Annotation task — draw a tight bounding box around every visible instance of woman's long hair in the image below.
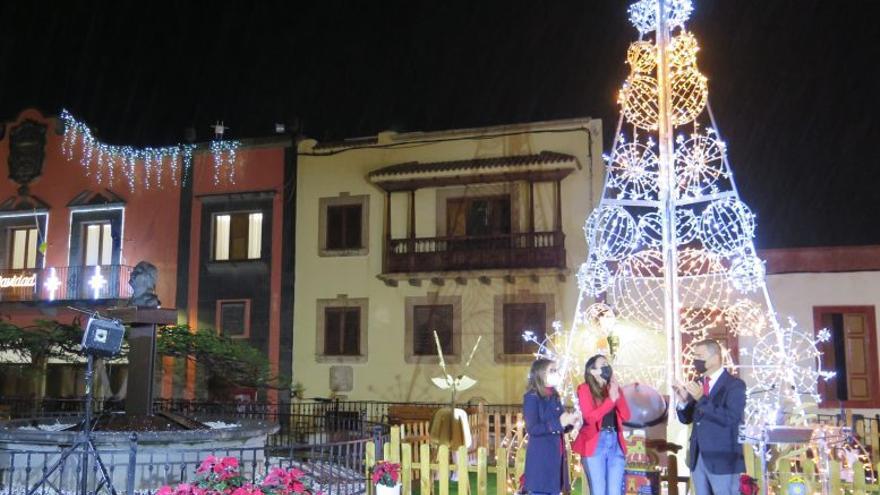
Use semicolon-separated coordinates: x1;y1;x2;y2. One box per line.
583;354;608;404
526;358;555;398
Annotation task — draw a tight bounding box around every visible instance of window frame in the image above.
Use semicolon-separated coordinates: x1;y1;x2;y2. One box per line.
7;226;39;270
813;305;880;408
494;293;555;364
322;306;362;356
318;195;370;257
81;221;113;267
211;210;264;262
412;303;455;357
405;294;462;364
315;297;369;363
215;299;252;339
501;302;548;356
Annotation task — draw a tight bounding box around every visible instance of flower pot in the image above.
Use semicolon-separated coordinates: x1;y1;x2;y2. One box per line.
376;483;401;495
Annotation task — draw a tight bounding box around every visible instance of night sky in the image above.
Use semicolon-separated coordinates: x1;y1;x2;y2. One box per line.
1;1;877;249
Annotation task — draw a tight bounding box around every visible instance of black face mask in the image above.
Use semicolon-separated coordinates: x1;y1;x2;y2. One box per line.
693;359;708;375
600;365;613;381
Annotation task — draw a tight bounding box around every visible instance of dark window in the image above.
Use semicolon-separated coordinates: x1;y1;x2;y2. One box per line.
413;304;454;356
326;204;363;250
447;195;511;237
214;212;262;261
815;307;878;406
218;301;249;337
324;307;361;355
503;303;546;354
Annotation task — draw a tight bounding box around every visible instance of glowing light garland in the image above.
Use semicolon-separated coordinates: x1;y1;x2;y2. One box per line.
532;0;835;433
59;109;242;191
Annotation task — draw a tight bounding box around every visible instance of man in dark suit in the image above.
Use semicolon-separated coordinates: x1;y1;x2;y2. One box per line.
674;339;746;495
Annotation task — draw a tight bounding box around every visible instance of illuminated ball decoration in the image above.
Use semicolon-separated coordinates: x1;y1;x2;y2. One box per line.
637;211;663;247
627;41;657;73
587;206;639;261
611;249;666;329
628;0;694;35
577;259;613;297
668;31;699;67
582;303;617;333
724;299;768;337
675;208;700;244
676;248;729;321
620;74;660;131
669;66;709;126
674;133;727;198
730;253;766;293
607;141;660;200
700;198;755;256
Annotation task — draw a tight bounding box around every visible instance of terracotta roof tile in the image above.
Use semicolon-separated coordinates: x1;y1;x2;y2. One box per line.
368;151;576;178
313;136;379;150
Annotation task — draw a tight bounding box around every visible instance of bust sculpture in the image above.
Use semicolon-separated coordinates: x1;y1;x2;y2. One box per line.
129;261;161;308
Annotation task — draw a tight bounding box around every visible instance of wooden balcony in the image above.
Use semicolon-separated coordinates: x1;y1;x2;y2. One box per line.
385;231;565;273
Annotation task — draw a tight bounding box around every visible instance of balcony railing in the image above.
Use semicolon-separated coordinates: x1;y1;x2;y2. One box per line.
0;265;133;303
386;231;565;273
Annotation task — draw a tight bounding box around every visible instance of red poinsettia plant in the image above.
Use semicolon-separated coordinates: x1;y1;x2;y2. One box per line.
739;474;759;495
156;456;321;495
370;461;401;487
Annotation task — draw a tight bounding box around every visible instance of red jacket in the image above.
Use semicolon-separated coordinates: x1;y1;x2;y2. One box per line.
571;382;631;457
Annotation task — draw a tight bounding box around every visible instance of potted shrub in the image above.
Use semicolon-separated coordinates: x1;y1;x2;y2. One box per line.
371;461;401;495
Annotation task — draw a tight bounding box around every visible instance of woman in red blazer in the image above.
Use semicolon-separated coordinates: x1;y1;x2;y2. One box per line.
572;354;631;495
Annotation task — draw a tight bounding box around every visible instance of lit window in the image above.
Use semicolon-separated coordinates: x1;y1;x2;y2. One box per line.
84;223;112;266
10;228;38;269
214;212;262;261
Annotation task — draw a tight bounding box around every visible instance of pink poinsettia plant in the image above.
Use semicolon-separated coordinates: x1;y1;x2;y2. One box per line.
370;461;401;488
156;456;321;495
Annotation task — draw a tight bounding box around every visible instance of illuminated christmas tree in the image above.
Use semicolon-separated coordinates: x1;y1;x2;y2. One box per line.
549;0;833;428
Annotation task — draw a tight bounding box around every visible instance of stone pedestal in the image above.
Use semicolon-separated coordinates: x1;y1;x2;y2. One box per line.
106;307;177;416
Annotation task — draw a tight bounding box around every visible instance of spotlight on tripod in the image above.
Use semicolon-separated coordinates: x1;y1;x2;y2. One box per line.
27;310;126;495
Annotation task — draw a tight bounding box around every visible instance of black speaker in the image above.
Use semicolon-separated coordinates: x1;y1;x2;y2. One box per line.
80;317;125;358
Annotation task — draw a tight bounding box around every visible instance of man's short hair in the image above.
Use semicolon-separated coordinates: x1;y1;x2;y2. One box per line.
694;338;722;356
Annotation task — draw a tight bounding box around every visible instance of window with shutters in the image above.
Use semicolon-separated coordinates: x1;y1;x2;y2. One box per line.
494;294;555;363
319;195;369;256
216;299;250;338
412;305;454;356
405;295;461;364
323;307;361;356
502;303;546;355
446;195;511;238
814;306;879;407
316;297;368;363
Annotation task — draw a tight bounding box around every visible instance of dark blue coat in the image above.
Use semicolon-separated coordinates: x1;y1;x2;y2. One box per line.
677;370;746;474
523;390;570;494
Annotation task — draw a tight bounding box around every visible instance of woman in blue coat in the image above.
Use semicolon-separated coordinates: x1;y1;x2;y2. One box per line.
523;358;578;495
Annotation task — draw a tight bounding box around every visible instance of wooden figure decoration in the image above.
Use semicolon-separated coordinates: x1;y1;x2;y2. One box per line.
428;331;482;450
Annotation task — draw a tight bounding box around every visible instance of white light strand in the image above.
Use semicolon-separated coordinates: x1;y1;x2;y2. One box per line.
59;109;241;191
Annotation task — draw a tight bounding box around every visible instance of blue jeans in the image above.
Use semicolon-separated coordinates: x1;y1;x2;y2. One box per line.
582;430;626;495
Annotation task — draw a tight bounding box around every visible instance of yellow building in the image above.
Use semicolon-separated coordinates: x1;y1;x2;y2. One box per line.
294;118;603;404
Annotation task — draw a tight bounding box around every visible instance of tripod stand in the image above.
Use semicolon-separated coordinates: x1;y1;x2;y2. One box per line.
27;353;119;495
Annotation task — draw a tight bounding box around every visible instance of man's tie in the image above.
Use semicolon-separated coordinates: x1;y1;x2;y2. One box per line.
702;376;711;396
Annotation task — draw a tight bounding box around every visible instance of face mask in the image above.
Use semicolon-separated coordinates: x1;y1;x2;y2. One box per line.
600;365;613;381
693;359;708;375
545;372;562;388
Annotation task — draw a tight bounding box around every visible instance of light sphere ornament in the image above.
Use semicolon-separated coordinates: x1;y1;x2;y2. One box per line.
669;66;709;126
577;259;613;297
637;211;663;248
750;322;825;403
587;206;639;261
611;249;666;329
627;41;657;74
700;198;756;256
583;303;617;333
730;253;766;293
676;248;729;326
620;74;660;131
724;299;768;337
607;141;660;200
628;0;694;35
674;133;727;199
675;208;700;244
668;31;699;67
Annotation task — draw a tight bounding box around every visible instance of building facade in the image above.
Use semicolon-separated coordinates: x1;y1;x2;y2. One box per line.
0;109;295;404
293;118;604;404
